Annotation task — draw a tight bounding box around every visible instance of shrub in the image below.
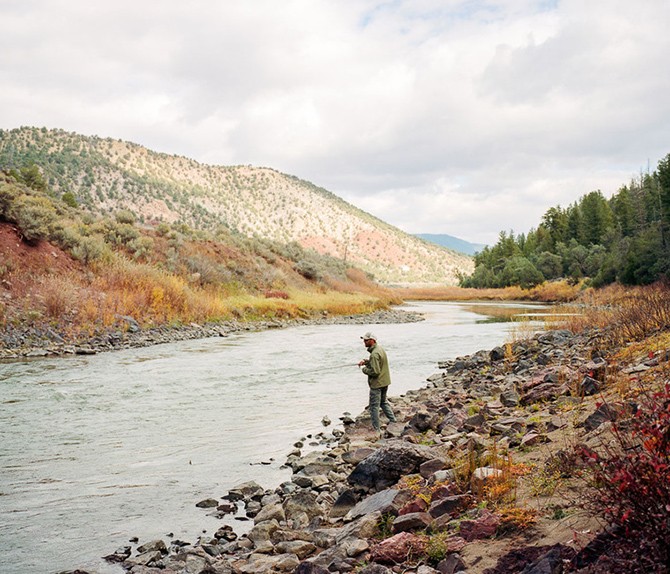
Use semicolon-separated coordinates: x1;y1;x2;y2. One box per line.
129;236;154;261
71;235;111;264
578;384;670;567
61;192;78;208
0;181;20;218
115;209;137;225
295;259;322;281
51;223;84;250
8;195;59;243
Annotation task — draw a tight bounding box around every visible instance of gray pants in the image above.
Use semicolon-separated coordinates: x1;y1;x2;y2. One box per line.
369;386;396;431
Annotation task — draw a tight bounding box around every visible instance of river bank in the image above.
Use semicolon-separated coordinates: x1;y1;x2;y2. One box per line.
0;308;423;361
85;324;669;574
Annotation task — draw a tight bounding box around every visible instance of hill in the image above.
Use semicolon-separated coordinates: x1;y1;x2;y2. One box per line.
415;233;487;256
0;127;473;284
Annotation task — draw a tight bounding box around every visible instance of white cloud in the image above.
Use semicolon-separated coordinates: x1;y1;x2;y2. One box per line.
1;0;669;244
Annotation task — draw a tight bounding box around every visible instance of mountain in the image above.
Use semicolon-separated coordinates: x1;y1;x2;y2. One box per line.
0;127;473;284
415;233;487;256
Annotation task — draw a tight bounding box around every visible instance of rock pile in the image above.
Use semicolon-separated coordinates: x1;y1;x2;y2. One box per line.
0;309;423;360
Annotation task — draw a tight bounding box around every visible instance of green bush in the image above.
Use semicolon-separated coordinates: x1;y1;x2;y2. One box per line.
71;235;111;264
8;195;58;243
115;209;137;225
61;192;78;208
295;259;322;281
0;182;20;218
129;236;154;261
51;223;84;250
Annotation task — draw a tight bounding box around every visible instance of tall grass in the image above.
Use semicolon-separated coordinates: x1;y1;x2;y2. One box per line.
552;281;670;348
395;280;584;303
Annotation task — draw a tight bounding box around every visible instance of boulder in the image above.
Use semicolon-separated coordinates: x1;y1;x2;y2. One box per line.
136;539;167;554
428;494;472;519
329;488;358;518
369;532;427;564
490;346;506;361
342;447;377;465
419;458;446;479
274;540;317;559
436;553;466;574
284;491;324;521
459;509;500;541
580;375;600;396
227;480;264;501
500;388;520;407
398;496;429;515
247;519;280;543
345;488;401;520
392;511;432;532
195;498;219;508
294;562;331;574
348;443;437;490
254;502;286;524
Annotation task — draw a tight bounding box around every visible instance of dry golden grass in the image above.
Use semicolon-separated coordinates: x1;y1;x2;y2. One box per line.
395;280;584;303
552;281;670;347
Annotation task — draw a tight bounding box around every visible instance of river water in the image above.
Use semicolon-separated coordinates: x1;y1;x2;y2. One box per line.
0;301;545;574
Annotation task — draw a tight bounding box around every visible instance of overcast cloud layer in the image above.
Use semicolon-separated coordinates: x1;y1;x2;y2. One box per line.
2;0;669;244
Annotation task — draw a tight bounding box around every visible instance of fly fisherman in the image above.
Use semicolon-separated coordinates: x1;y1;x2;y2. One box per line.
358;332;396;435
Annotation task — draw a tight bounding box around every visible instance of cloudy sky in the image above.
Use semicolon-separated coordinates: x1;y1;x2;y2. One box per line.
2;0;669;244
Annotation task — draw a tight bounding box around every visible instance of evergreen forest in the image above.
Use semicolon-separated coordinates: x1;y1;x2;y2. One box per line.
460;153;670;289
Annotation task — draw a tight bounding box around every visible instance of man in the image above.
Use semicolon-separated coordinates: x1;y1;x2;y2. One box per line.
358;332;396;434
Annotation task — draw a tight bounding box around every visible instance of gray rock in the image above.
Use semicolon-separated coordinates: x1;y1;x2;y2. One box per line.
329;488;358;518
419;458;446;479
274;540;317;559
580;375;600;396
500;388;520;407
227;480;264;501
348;442;437;490
124;550;163;567
345;488;401;520
429;494;472;518
247;519;280;543
284;491;324;521
436;554;466;574
392;511;432;532
136;539;167;554
294;562;331;574
254;502;285;524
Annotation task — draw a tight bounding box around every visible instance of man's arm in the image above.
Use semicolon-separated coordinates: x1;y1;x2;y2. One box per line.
362;352;382;377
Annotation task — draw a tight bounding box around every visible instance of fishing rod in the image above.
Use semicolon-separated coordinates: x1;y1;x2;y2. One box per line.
310;363;360;374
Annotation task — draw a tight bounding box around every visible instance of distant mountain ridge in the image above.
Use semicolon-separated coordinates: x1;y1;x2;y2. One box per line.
415;233;487;256
0;127;473;284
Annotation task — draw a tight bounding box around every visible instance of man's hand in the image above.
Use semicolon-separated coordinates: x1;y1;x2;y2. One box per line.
358;359;368;367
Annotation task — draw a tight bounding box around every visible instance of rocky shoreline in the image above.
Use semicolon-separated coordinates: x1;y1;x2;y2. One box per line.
65;326;667;574
0;308;423;361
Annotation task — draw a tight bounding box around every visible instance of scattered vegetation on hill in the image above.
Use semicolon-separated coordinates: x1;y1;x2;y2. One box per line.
0;168;400;344
0;126;473;284
460;154;670;289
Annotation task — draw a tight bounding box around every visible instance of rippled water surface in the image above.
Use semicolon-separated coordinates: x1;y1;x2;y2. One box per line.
0;301;545;573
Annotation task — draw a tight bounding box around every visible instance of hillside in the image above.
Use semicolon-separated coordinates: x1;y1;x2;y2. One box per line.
0;127;473;284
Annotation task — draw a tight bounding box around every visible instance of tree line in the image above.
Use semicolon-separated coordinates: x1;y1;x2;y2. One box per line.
460;154;670;289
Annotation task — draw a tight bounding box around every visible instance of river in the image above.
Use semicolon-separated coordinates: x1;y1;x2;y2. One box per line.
0;301;546;574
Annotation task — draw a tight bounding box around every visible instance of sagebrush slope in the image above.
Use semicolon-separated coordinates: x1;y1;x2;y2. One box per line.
0;127;473;283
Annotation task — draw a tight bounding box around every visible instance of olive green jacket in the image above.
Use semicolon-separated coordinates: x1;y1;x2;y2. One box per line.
362;343;391;389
